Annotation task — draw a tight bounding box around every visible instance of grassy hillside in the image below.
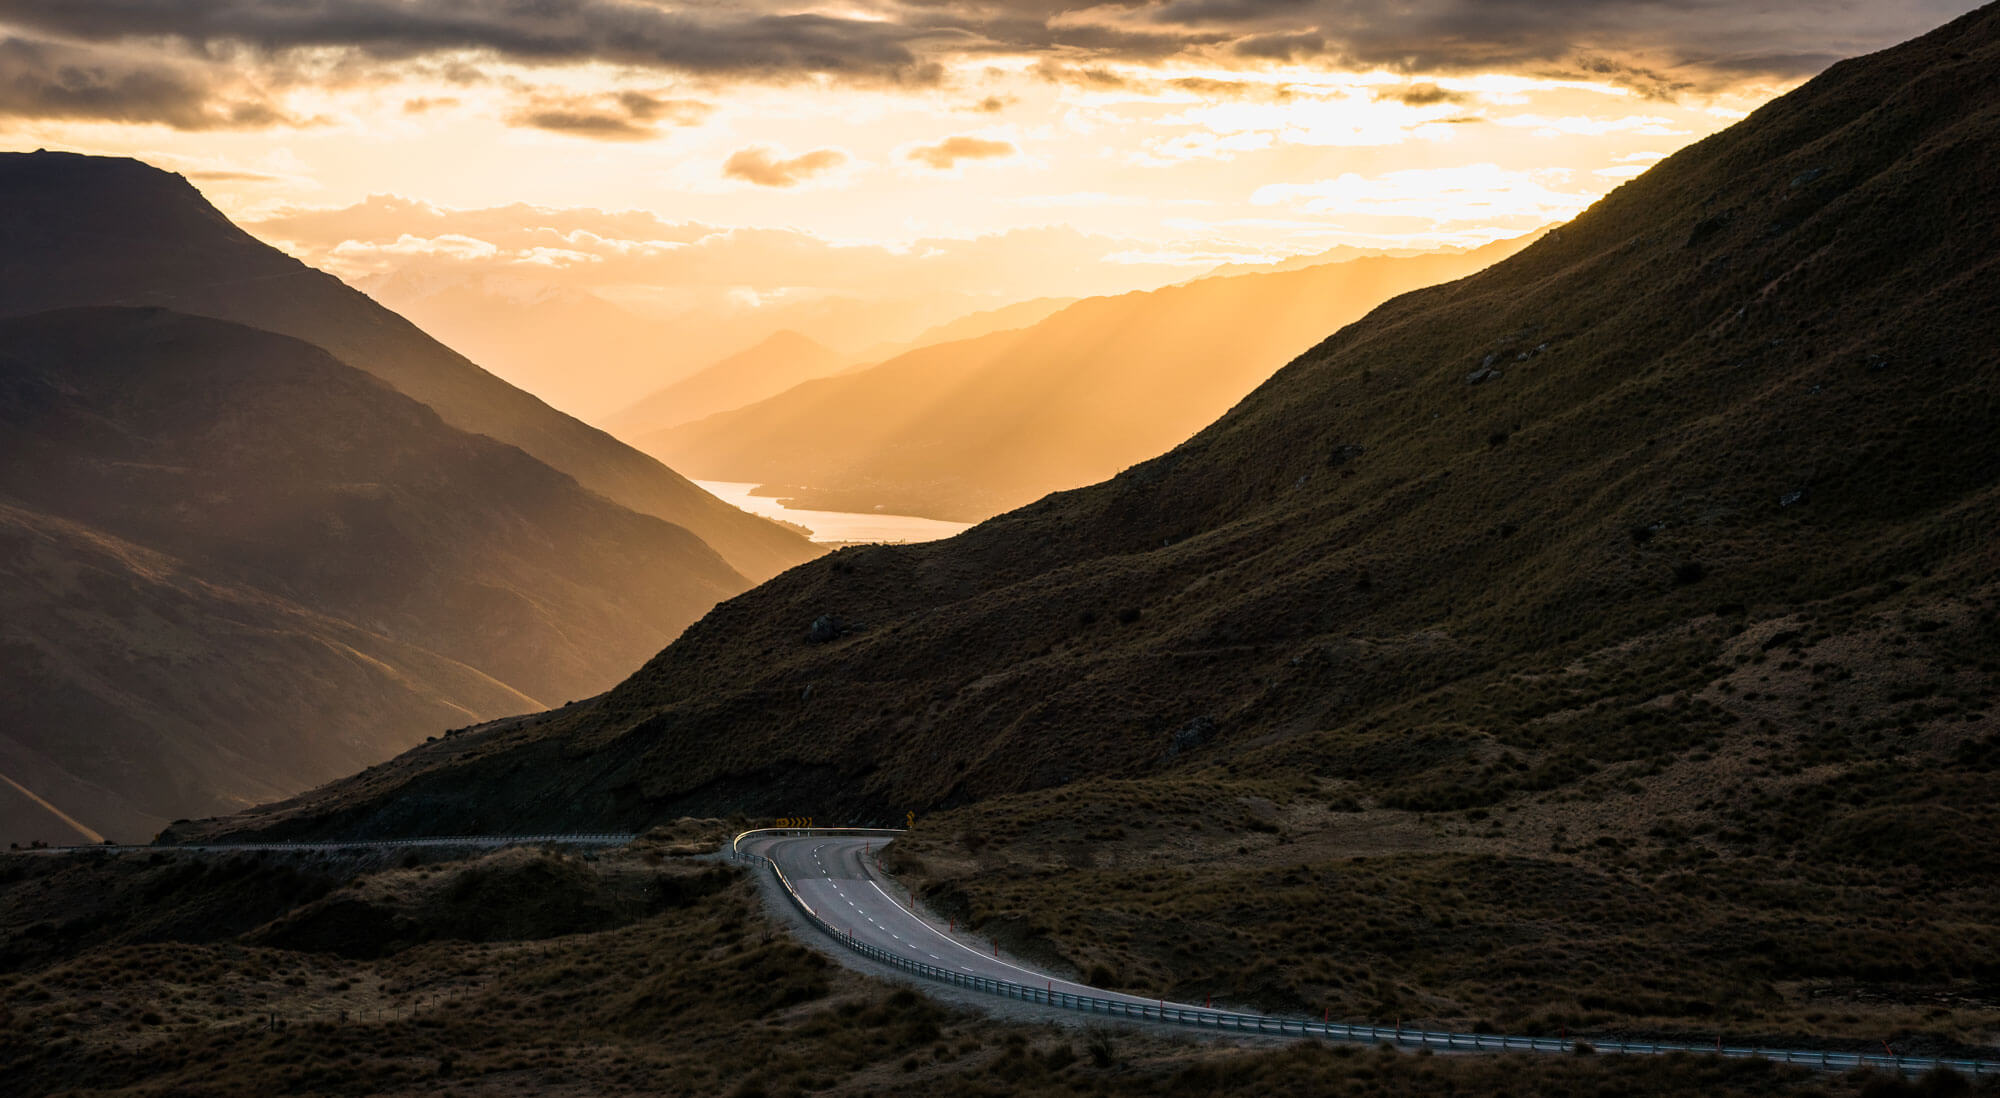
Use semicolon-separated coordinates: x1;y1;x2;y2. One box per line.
209;0;2000;824
0;152;818;583
0;836;1894;1097
0;499;538;845
166;0;2000;1052
0;308;749;843
640;238;1534;522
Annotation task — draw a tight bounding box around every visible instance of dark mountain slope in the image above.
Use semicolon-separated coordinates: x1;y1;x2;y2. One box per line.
0;152;818;582
0;307;748;842
641;237;1533;523
178;2;2000;843
0;499;540;845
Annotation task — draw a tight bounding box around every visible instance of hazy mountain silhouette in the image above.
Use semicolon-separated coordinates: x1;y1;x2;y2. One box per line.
360;273;700;421
0;307;753;844
603;300;1085;444
177;1;2000;842
1192;242;1424;279
605;330;846;437
838;296;1080;372
638;237;1536;522
0;152;817;583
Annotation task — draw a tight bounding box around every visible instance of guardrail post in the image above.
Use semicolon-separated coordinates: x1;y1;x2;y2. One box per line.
728;828;2000;1078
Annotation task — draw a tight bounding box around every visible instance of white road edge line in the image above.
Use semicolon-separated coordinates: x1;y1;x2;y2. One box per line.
859;871;1137;999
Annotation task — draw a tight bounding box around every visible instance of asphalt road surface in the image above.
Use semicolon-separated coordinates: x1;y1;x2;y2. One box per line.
21;827;2000;1077
749;832;1194;1011
739;830;2000;1078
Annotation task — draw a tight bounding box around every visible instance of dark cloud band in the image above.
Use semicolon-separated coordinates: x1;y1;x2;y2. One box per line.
0;0;1981;98
0;35;292;128
0;0;946;85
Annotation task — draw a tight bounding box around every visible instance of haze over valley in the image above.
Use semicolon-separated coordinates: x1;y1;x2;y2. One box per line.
3;1;1998;1095
633;235;1540;522
0;151;820;843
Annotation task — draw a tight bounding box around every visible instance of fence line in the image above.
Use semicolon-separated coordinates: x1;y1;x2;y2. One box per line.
737;830;2000;1079
30;833;636;854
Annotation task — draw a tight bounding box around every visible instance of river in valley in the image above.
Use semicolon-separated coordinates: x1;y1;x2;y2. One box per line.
697;481;973;545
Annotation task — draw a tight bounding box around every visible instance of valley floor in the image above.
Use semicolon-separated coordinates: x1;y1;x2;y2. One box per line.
2;825;1993;1098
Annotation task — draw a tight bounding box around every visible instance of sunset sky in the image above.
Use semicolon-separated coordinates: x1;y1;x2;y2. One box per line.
0;0;1981;407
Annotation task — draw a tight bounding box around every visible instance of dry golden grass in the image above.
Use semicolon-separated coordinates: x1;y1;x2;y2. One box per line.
889;599;2000;1054
116;12;2000;1089
1;835;1980;1097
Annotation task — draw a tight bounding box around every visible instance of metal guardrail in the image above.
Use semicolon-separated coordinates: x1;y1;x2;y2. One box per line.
731;826;905;857
738;829;2000;1079
27;833;637;854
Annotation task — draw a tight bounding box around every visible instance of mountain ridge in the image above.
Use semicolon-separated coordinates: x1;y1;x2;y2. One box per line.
640;235;1537;523
0;305;749;843
604;329;846;437
0;151;820;583
169;0;2000;844
359;273;700;420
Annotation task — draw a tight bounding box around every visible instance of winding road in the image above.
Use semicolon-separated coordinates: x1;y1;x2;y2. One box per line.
739;828;2000;1079
750;831;1177;1011
22;826;2000;1077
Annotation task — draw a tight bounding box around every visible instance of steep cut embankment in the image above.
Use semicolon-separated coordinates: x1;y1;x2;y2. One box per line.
0;152;818;582
182;2;1999;844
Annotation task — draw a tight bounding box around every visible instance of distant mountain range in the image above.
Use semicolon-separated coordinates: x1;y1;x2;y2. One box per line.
0;152;820;844
355;272;701;422
187;0;2000;856
599;296;1084;442
838;296;1079;370
604;330;848;438
630;236;1537;522
1191;242;1441;280
0;152;817;585
360;268;1079;423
